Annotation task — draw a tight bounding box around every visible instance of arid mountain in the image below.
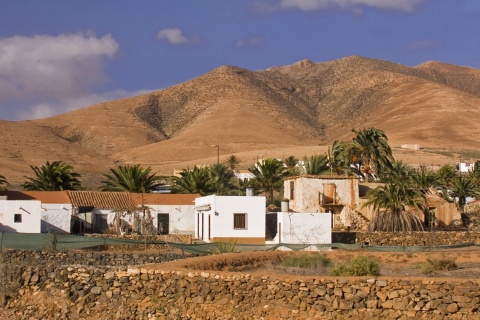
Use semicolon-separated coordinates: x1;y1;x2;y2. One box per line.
1;56;480;188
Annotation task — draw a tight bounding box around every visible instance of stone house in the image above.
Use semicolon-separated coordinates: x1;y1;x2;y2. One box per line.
284;175;362;228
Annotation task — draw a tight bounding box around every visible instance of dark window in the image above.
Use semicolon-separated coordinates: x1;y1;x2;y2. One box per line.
157;213;169;235
290;181;295;200
14;214;22;223
233;213;247;229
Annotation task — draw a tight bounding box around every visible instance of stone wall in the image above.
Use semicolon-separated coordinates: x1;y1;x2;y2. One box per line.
2;251;480;319
84;233;193;251
356;231;480;247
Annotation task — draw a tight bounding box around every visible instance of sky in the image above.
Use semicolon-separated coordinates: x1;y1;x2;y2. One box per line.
1;0;479;121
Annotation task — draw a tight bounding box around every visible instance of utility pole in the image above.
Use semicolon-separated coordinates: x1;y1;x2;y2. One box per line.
212;145;219;164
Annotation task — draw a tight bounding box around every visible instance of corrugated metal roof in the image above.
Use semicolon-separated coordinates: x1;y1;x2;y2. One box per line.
0;191;71;204
129;193;200;205
67;191;136;210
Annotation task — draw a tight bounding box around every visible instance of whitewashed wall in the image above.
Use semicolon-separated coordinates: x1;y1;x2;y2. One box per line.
284;177;359;227
0;200;41;233
41;203;72;233
195;195;266;243
274;211;332;244
147;204;195;234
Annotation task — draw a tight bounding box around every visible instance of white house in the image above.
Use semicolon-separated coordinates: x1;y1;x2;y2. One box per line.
195;195;266;244
130;193;199;235
266;210;332;245
67;191;200;235
457;162;476;173
0;195;41;233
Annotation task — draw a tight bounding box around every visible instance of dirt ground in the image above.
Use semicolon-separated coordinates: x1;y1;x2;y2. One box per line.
143;247;480;280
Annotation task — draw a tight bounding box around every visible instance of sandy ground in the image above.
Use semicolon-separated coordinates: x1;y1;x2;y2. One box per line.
141;247;480;281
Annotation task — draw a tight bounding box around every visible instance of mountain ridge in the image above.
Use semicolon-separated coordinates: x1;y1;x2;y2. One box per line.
1;55;479;188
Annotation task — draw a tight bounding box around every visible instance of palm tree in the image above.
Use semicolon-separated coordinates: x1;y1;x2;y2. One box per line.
209;163;239;195
380;160;414;184
283;155;300;175
22;160;82;191
449;175;480;212
302;154;329;175
0;174;8;191
171;166;213;196
436;164;457;189
364;182;426;232
327;140;350;175
351;128;393;182
249;158;289;205
225;155;241;172
101;164;162;193
412;165;438;192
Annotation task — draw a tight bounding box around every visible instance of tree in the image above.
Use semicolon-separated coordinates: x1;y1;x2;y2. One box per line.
283;155;300;175
101;164;162;193
0;175;8;191
436;164;457;189
171;166;213;196
412;165;438;192
225;155;241;172
22;160;82;191
302;154;329;175
449;175;480;212
327;140;350;175
209;163;239;195
249;158;289;205
364;182;426;232
351;128;393;182
380;161;414;185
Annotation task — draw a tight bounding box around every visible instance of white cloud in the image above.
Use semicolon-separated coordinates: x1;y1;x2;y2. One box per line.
255;0;424;13
235;35;266;49
15;88;154;120
157;28;200;45
0;33;119;104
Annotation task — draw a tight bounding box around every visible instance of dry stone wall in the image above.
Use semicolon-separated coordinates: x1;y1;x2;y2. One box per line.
2;250;480;319
356;231;480;247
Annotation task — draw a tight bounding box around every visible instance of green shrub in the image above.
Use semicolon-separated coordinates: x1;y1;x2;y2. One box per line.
329;255;380;276
282;253;332;269
209;241;238;255
415;258;457;275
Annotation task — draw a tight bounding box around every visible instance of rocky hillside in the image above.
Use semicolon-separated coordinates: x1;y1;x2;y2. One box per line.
1;55;480;188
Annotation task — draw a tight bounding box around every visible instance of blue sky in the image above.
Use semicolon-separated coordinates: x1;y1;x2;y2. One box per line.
1;0;479;120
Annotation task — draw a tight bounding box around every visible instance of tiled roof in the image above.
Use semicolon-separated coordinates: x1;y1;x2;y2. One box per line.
129;193;200;206
0;191;70;204
286;175;358;180
67;191;136;210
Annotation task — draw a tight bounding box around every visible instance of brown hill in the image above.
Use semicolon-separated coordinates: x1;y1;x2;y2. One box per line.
1;55;480;189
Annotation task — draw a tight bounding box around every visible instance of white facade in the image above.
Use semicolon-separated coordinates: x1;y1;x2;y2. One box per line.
268;211;332;245
457;162;475;173
195;195;266;244
285;176;360;227
41;203;72;233
0;199;42;233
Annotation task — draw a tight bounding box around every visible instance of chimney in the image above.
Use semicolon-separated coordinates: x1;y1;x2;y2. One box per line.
246;187;254;196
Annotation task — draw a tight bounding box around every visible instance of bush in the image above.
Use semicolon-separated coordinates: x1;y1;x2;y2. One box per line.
329;255;380;276
416;258;457;275
282;254;332;269
209;241;238;255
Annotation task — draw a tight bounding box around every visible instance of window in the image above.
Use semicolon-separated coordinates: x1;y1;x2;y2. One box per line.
14;214;22;223
289;181;294;200
233;213;247;229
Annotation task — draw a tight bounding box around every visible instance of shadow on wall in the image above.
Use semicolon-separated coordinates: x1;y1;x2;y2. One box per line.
41;221;69;234
0;223;17;232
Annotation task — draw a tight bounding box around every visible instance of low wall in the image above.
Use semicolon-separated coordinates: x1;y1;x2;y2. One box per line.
2;251;479;319
356;231;480;247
